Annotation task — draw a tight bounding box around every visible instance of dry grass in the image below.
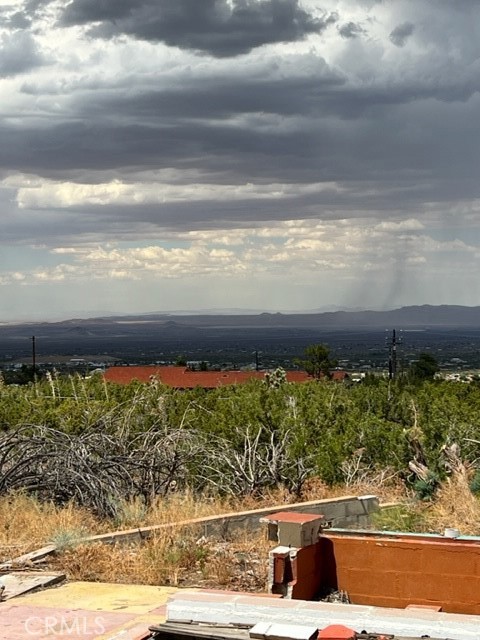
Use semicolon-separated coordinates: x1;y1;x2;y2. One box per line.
0;486;319;567
116;488;294;529
0;481;380;586
0;479;405;591
0;489;276;551
50;527;270;590
4;475;479;592
0;478;405;564
0;493;104;562
373;471;480;536
423;472;480;535
301;474;406;504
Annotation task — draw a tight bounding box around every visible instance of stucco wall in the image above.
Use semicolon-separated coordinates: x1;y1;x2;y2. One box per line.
274;528;480;614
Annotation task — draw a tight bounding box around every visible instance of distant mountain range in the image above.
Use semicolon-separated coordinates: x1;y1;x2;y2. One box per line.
3;304;480;332
2;304;480;365
99;305;480;328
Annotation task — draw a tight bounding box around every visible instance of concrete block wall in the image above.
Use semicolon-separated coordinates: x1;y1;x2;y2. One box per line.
1;495;382;571
262;512;325;548
80;495;380;547
272;495;379;530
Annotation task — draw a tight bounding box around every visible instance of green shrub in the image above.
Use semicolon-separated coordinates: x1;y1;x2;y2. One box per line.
413;471;440;501
470;468;480;496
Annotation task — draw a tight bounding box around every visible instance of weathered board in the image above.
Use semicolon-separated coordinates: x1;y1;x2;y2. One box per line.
0;544;56;571
0;571;65;600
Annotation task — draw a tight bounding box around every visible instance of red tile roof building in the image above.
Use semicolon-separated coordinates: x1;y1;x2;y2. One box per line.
103;366;346;388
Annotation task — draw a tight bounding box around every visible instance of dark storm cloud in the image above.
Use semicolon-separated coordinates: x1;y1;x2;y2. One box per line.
338;21;366;39
4;51;480;188
60;0;335;57
389;21;414;47
21;60;474;129
0;117;329;179
58;70;346;121
2;86;479;191
2;0;480;244
4;11;31;29
0;30;45;77
6;0;52;26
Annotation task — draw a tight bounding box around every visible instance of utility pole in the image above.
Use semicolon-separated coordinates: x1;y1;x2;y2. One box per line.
32;335;37;384
387;329;400;380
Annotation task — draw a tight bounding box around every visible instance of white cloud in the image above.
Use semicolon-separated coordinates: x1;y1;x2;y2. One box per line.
0;215;474;293
376;219;425;231
12;175;342;209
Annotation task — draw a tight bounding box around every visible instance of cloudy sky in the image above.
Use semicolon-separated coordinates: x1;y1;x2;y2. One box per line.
1;0;479;320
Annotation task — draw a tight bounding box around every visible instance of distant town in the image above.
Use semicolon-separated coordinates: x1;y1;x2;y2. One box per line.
1;306;480;383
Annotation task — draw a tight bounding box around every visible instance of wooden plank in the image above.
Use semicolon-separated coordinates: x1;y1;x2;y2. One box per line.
149;622;250;640
0;571;65;600
0;544;56;571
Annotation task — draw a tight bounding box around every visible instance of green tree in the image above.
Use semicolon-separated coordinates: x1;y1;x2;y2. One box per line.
409;353;439;381
295;344;338;379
